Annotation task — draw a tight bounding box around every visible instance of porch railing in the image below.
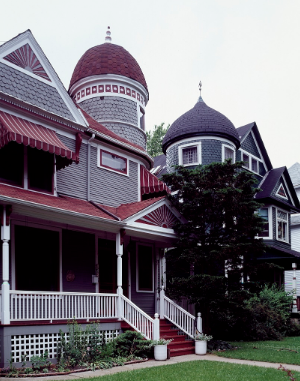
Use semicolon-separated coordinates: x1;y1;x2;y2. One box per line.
120;294;159;340
10;291;118;321
163;295;197;338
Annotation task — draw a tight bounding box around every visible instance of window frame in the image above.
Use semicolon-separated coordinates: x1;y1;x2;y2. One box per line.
276;184;288;200
239;149;264;175
136;243;154;293
257;207;272;239
276;208;289;243
222;144;235;163
99;148;128;176
178;142;201;166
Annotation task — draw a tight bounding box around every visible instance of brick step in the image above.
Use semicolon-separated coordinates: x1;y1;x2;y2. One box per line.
169;347;195;357
160;335;184;342
169;340;194;348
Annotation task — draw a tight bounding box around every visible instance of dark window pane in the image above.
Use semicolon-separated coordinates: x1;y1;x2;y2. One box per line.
28;148;53;192
0;142;23;186
101;150;127;173
182;147;197;165
138;245;153;291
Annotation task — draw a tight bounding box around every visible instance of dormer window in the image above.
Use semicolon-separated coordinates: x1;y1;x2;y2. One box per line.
178;143;201;166
252;158;258;173
99;149;128;175
240;149;265;175
242;152;249;169
222;145;235;163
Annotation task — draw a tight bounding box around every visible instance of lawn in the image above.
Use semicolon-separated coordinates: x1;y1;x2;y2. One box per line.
70;361;300;381
216;336;300;365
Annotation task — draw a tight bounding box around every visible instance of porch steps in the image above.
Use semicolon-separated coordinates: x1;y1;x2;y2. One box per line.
160;319;195;357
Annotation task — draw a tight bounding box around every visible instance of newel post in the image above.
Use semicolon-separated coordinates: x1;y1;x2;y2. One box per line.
116;230;125;320
196;312;202;333
292;263;298;313
1;205;11;325
153;313;160;340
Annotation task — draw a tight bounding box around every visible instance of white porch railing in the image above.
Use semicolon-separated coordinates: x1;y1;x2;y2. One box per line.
120;294;159;340
164;295;198;338
10;291;118;321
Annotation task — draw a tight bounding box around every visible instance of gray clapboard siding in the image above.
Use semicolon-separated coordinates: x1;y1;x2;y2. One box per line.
284;270;300;296
56;134;87;199
89;146;138;207
291;225;300;252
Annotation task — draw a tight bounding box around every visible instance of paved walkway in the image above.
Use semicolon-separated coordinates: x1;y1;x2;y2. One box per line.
4;354;300;380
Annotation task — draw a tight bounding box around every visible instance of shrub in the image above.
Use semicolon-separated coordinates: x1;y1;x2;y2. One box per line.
113;331;152;358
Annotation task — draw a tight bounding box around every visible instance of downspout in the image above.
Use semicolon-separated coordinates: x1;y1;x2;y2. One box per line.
87;133;95;201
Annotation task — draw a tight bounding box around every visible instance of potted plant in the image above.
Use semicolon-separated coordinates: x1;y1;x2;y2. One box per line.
151;338;173;361
194;333;213;355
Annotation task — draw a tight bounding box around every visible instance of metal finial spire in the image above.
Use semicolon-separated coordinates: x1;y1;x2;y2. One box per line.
199;81;202;96
197;81;204;103
105;26;112;43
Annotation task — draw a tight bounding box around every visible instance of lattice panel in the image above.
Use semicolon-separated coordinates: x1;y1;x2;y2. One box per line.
10;329;120;363
136;205;178;228
3;43;51;81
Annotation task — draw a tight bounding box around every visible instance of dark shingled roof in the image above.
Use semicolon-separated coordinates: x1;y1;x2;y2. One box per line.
236;123;254;141
162;98;240;152
256;167;300;212
69;43;148;92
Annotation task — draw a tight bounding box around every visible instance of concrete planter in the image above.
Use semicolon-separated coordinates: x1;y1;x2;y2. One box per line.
154;344;168;360
195;340;207;355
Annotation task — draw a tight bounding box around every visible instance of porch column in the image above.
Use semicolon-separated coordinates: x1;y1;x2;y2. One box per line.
159;251;166;319
1;205;11;325
292;263;297;313
116;230;124;320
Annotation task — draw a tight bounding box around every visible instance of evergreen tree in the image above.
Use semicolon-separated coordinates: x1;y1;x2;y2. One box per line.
162;161;267;333
146;123;169;157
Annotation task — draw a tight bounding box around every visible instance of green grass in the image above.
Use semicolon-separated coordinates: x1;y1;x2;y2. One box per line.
216;336;300;365
70;361;300;381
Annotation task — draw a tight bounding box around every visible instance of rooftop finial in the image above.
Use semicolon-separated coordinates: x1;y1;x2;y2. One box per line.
105;26;112;43
197;80;204;103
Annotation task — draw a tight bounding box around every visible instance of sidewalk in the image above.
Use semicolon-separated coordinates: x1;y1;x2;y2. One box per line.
4;354;300;380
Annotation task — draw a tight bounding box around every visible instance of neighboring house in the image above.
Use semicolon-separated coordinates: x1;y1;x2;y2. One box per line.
157;95;300;286
0;29;195;366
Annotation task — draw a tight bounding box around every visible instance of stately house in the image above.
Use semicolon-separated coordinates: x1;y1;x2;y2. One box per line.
0;27;299;367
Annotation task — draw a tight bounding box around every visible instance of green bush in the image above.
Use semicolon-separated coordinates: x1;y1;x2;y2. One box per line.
113;331;152;358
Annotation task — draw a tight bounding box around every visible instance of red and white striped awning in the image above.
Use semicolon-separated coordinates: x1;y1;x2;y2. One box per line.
0;111;78;166
140;165;170;196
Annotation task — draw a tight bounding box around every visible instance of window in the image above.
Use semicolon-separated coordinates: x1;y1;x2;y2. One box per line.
277;209;288;242
28;148;53;192
179;143;201;166
182;147;197;165
100;149;127;174
139;107;145;131
242;153;249;169
276;184;288;199
136;244;154;292
222;145;235;163
0;142;24;186
258;208;269;237
252;158;258;173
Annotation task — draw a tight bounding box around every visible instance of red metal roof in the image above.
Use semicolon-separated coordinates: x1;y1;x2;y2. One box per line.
69;43;148;91
0;111;78;165
140;166;170;196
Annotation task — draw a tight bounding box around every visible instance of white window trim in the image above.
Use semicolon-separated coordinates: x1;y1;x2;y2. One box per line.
178;142;201;166
257;206;272;240
276;208;289;243
136;243;154;293
240;149;264;175
222;144;236;163
97;146;129;176
276;184;288;200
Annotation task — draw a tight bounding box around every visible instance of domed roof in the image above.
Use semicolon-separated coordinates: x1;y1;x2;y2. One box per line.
162;97;240;152
69;43;148;91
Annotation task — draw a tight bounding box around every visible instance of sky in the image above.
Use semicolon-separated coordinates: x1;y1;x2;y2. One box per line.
1;0;300;169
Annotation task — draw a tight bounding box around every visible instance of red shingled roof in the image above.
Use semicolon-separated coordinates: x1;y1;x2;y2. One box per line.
116;197;165;220
81;108;146;153
69;43;148;91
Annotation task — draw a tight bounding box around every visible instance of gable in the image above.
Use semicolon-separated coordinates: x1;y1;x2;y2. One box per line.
135;204;178;228
272;176;294;206
241;132;261;158
0;30;86;125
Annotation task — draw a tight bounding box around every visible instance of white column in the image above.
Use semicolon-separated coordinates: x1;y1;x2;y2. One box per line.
1;206;11;324
116;231;123;320
153;313;160;340
159;251;166;318
292;263;297;313
196;312;202;333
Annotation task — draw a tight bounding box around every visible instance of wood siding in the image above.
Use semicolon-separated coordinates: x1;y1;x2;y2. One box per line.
56;135;87;199
291;225;300;252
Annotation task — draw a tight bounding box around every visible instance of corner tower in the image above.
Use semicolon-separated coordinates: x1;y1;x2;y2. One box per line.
162;84;240;172
69;27;148;149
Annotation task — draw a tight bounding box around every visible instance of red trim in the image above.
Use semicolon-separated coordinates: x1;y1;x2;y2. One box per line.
100;149;127;174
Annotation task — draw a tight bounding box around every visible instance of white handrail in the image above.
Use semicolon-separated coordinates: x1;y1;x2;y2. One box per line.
10;291;118;321
163;295;195;338
120;294;159;340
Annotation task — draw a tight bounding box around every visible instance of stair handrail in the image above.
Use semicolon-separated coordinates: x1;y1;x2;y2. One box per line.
120;294;159;340
163;295;195;338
